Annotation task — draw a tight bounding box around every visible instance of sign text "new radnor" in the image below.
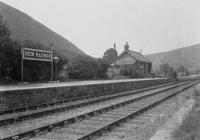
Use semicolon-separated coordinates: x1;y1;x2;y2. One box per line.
22;48;53;61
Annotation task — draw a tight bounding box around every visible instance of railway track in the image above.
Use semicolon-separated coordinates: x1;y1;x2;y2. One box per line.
28;80;198;140
0;82;178;126
0;80;198;140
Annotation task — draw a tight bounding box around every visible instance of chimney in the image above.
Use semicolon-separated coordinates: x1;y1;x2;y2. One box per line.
140;49;142;54
114;42;116;50
124;41;129;52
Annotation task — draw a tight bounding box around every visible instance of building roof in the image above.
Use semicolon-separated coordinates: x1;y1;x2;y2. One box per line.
116;50;151;65
114;42;151;65
126;50;151;63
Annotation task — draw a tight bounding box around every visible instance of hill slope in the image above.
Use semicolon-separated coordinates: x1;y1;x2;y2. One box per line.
146;44;200;72
0;2;89;60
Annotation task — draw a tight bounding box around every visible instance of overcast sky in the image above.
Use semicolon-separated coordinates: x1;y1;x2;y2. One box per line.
1;0;200;57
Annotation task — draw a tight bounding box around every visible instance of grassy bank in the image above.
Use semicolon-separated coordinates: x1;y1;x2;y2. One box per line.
173;89;200;140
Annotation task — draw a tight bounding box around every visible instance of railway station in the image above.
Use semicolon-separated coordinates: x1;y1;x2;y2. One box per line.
0;0;200;140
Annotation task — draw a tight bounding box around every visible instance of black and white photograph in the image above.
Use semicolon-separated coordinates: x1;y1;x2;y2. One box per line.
0;0;200;139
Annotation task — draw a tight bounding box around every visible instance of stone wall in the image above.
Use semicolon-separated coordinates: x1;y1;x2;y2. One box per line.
0;79;168;111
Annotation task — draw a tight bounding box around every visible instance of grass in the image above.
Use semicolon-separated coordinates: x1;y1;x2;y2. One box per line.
173;89;200;140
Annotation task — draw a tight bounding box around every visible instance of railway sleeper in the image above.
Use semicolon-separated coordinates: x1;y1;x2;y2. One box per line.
11;136;19;140
88;112;95;117
38;104;48;108
48;125;54;131
3;81;197;140
77;115;86;121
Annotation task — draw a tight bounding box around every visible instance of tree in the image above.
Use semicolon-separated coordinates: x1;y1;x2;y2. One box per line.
0;15;10;39
195;69;200;75
0;15;15;82
67;57;109;80
177;66;189;75
159;63;170;77
159;63;176;79
96;59;109;79
103;48;118;65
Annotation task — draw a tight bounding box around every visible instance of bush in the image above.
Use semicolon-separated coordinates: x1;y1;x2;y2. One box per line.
119;65;139;78
173;89;200;140
67;58;109;80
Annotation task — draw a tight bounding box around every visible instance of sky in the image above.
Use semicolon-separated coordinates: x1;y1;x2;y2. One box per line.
1;0;200;57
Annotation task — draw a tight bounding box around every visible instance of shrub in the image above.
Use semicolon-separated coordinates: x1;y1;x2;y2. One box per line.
173;89;200;140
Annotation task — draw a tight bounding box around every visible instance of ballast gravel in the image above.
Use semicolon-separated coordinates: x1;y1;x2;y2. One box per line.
0;85;174;138
96;83;197;140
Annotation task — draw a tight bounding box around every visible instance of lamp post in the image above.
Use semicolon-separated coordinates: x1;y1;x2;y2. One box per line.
53;56;59;81
111;63;115;79
21;43;24;83
140;65;144;74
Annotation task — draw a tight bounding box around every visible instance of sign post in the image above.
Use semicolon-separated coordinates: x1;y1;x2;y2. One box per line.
21;48;53;82
51;60;54;81
21;48;24;82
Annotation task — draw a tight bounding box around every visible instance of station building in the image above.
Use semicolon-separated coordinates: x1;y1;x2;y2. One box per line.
112;42;152;78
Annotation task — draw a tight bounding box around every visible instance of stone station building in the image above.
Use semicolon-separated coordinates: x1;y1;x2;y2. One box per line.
111;42;152;78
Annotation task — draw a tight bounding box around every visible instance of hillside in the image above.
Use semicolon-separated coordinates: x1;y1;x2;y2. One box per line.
0;2;89;60
146;44;200;72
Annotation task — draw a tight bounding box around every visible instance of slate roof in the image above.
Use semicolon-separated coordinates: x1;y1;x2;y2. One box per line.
127;50;151;63
116;50;151;65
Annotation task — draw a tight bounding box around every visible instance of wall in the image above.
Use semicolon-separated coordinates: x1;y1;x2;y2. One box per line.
0;78;168;111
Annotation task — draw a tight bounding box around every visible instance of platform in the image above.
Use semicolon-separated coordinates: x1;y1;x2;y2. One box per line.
0;78;163;92
0;78;168;111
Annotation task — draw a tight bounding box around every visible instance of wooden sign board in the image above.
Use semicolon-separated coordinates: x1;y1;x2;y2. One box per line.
22;48;53;62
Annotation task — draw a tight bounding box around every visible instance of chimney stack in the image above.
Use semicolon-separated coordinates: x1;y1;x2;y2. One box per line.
140;49;142;54
114;42;116;50
124;41;129;52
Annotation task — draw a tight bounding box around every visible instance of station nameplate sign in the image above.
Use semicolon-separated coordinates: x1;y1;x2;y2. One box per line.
22;48;53;61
